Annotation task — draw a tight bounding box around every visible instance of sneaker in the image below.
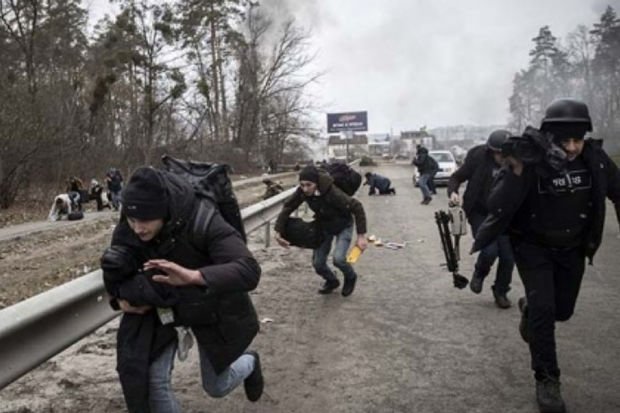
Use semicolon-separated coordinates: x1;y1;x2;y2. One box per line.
244;351;264;402
493;291;512;309
318;279;340;294
536;376;566;413
341;276;357;297
518;297;529;343
421;197;432;205
469;273;484;294
175;327;194;361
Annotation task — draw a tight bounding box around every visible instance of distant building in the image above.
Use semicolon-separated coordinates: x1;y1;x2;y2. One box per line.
400;130;436;156
368;141;391;156
327;134;369;160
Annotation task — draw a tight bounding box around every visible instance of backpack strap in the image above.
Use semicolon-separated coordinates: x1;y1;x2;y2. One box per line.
188;199;217;254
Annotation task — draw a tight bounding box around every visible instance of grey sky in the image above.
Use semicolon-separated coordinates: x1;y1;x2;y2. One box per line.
87;0;617;134
283;0;616;133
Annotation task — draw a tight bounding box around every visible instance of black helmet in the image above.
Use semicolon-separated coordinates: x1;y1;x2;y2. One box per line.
487;129;511;151
541;98;592;131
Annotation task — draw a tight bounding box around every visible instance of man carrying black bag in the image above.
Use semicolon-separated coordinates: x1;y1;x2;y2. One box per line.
101;166;264;412
274;165;368;297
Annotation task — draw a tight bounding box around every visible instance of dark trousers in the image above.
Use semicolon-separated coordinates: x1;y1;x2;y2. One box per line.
469;212;514;294
512;240;585;380
369;186;393;195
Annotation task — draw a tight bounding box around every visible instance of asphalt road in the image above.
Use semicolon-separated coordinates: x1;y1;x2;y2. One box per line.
1;162;619;413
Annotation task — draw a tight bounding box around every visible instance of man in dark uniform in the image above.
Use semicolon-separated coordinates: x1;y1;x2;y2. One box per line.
447;130;514;308
473;99;620;413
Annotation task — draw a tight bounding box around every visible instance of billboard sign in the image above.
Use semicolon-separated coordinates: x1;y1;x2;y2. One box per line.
327;111;368;133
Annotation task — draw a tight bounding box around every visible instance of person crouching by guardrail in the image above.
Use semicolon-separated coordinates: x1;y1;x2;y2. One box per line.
100;166;264;412
273;165;368;297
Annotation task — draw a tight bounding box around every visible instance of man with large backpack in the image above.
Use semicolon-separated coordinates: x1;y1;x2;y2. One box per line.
274;164;368;297
413;146;439;204
101;166;264;412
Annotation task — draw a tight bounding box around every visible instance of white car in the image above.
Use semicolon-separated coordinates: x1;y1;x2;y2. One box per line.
413;150;458;187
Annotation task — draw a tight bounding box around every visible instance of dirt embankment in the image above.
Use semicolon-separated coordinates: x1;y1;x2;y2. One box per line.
0;176;300;309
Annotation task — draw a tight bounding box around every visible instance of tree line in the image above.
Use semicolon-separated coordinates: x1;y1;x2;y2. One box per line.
0;0;318;208
509;5;620;153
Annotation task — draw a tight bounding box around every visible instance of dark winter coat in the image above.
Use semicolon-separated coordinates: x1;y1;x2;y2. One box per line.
447;144;499;217
274;172;367;236
365;173;392;193
101;170;260;413
473;140;620;262
413;153;439;175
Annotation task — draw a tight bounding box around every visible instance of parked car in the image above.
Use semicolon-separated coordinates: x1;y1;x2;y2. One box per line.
413;150;458;187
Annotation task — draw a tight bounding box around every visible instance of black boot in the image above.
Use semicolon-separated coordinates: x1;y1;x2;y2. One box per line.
492;287;511;309
536;376;566;413
469;273;484;294
318;279;340;294
518;297;529;343
244;351;264;402
341;276;357;297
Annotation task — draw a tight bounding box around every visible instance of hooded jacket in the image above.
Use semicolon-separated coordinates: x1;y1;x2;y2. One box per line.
274;172;367;236
101;169;261;412
473;140;620;262
413;152;439;175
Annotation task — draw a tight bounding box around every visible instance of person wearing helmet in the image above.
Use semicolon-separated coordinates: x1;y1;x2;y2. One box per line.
472;99;620;413
447;129;514;308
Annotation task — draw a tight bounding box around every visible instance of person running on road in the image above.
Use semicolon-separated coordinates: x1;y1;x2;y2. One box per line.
448;130;515;308
413;146;438;204
101;166;264;412
473;99;620;413
274;165;368;297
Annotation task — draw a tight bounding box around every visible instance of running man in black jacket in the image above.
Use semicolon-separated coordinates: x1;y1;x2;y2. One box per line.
473;99;620;413
101;167;264;412
274;165;367;297
448;130;514;308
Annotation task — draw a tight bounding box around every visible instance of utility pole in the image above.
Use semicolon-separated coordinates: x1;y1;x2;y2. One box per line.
344;129;353;162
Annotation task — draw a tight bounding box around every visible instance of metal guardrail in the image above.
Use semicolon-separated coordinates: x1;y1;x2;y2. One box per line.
0;186;297;390
0;159;360;390
231;170;297;190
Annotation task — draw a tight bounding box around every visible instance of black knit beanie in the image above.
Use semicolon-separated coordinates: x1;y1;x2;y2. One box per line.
299;165;319;183
122;167;169;220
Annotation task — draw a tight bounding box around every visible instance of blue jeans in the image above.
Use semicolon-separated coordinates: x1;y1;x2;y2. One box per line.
110;189;121;210
418;173;433;200
148;340;255;413
469;212;514;294
312;225;357;282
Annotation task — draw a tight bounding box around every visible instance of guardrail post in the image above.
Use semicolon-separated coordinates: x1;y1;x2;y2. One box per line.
264;221;271;248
